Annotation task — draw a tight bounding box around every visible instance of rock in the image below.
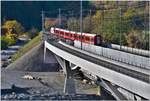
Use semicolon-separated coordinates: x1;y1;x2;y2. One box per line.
82;79;88;84
91;81;95;85
12;92;15;95
3;94;9;100
88;82;92;85
8;94;16;99
36;77;42;80
35;90;40;94
22;75;34;80
29;96;34;100
17;93;29;100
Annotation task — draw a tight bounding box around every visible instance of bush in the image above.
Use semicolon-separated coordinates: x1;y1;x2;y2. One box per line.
1;35;17;46
2;20;24;35
1;40;8;50
28;27;39;39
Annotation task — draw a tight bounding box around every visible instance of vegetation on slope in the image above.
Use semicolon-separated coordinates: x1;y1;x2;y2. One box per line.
11;33;41;62
65;1;149;50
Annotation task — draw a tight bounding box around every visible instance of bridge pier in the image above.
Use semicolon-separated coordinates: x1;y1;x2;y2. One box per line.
44;46;46;63
63;60;76;94
44;52;76;94
97;85;108;98
54;55;65;73
97;78;127;100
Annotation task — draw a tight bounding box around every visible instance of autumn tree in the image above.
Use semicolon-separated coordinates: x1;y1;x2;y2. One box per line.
67;18;80;32
83;15;93;33
2;20;24;36
91;11;102;34
1;20;24;49
28;27;39;39
44;18;58;31
125;30;141;48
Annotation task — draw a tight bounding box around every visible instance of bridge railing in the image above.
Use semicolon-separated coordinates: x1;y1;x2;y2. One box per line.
74;40;150;70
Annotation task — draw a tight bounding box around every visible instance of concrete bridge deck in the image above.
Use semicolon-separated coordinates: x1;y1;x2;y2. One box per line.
44;40;150;99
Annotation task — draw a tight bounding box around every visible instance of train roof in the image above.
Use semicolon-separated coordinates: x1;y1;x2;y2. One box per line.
53;27;97;37
55;28;60;30
70;31;76;34
77;32;96;37
64;30;70;33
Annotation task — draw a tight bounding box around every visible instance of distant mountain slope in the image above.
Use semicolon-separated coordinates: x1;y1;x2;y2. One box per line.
1;1;91;30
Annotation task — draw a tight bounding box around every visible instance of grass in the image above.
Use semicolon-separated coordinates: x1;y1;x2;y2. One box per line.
11;34;42;62
82;86;99;95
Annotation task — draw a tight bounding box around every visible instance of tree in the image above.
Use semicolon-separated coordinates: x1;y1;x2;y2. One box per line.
83;15;92;33
28;27;39;39
1;40;8;50
2;20;24;35
67;18;80;32
44;18;58;31
91;11;102;34
1;34;17;46
125;30;141;48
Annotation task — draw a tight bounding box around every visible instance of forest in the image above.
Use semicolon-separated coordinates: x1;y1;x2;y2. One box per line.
45;1;149;50
1;1;149;50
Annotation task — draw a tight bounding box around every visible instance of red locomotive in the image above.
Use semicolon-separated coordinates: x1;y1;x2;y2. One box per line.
50;27;102;45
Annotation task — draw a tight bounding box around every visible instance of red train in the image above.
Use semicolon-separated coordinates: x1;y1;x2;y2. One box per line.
50;27;102;45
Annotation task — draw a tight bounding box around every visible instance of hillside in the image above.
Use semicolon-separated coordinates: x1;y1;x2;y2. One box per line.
1;1;91;30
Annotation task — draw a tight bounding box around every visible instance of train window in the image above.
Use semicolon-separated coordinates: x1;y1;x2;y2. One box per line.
74;34;77;38
65;33;68;36
91;37;94;42
79;35;84;40
55;30;57;33
56;30;59;33
77;35;79;39
61;31;64;35
85;36;90;41
82;36;84;39
67;33;69;36
60;31;62;35
79;35;81;39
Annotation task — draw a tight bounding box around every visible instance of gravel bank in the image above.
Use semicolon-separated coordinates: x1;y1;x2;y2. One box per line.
1;68;112;100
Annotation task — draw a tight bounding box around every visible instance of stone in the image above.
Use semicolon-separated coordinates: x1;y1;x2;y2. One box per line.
91;81;95;85
82;79;88;84
22;75;34;80
3;94;9;100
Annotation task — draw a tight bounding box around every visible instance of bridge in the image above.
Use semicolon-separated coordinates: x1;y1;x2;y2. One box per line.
43;33;150;100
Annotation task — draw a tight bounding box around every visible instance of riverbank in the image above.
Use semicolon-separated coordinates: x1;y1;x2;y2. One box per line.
1;68;106;100
1;37;29;68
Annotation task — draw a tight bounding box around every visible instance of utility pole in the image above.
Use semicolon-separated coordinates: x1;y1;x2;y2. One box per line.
71;11;74;31
42;10;45;32
89;9;92;33
119;7;122;50
148;2;150;59
59;8;61;28
80;0;83;50
101;5;104;56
